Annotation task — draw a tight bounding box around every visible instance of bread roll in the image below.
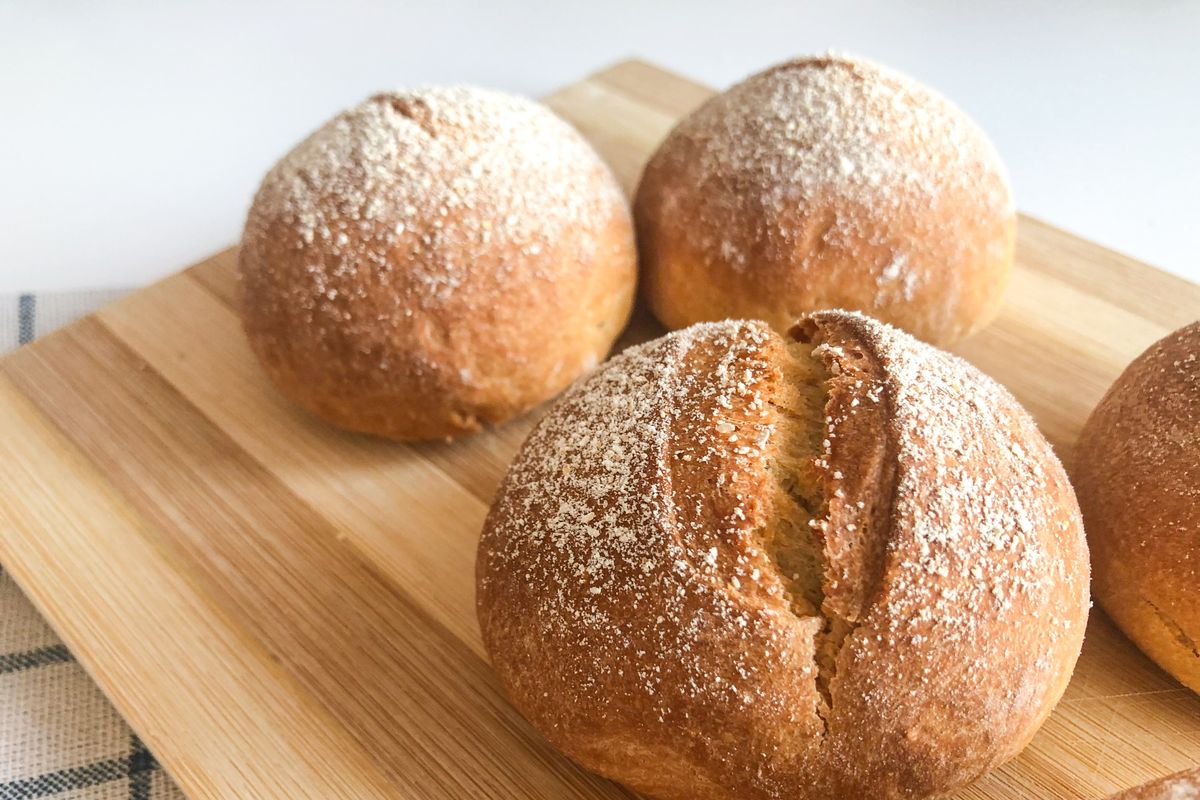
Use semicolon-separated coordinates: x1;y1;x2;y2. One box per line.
1106;767;1200;799
634;55;1015;346
477;310;1089;799
1072;321;1199;692
239;87;636;441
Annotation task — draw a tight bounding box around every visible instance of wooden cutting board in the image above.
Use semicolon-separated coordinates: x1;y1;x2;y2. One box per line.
1;60;1198;800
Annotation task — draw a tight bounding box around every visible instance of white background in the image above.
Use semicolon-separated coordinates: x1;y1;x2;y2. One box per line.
2;1;1198;292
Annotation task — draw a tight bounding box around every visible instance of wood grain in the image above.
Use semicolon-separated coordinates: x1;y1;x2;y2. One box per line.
0;60;1198;800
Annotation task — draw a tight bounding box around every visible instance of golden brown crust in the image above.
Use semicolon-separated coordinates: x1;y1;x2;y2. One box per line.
1072;321;1200;692
1107;767;1200;800
477;310;1089;799
634;55;1015;346
239;87;636;441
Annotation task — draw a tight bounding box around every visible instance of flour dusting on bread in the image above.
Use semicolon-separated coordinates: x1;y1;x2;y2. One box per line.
246;87;623;313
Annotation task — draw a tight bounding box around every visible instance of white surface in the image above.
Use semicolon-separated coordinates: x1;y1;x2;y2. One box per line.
2;1;1198;293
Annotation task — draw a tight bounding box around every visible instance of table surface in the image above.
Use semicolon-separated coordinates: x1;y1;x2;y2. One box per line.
1;1;1198;293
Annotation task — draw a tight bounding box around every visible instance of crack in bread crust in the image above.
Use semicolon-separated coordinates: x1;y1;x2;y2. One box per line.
792;318;897;636
760;327;901;732
761;340;837;723
1144;598;1200;660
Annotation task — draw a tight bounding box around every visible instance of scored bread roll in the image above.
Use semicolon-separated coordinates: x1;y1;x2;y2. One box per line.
1072;321;1199;693
1106;767;1200;800
477;311;1089;799
635;54;1015;346
240;86;636;441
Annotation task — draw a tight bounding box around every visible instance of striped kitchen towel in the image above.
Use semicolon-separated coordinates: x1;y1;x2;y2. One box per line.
0;289;186;800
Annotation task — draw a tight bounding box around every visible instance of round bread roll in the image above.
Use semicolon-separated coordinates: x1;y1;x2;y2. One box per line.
1106;767;1200;800
239;86;636;441
1072;321;1199;692
634;55;1015;346
477;311;1089;799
